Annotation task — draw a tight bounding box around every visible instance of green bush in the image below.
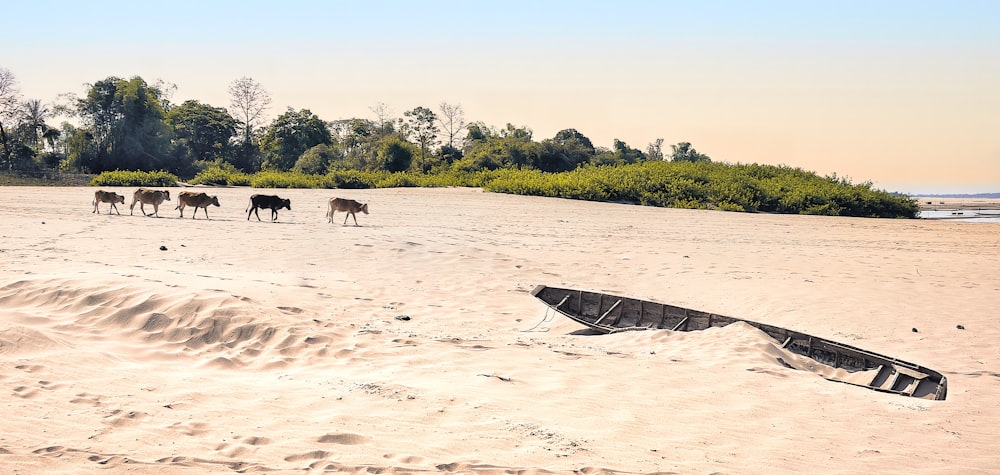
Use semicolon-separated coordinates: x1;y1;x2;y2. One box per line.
188;166;251;186
250;171;323;188
90;170;178;187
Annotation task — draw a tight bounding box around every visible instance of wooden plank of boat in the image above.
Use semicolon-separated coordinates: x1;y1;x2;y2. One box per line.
530;285;947;401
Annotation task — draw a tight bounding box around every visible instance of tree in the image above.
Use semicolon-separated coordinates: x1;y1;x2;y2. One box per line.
68;76;172;172
17;99;58;168
646;138;664;161
259;108;332;171
373;135;415;172
228;76;271;171
293;143;341;174
669;141;711;162
369;102;395;135
457;123;541;171
403;106;439;168
538;128;595;172
437;102;466;154
500;123;532;140
0;67;22;168
19;99;56;150
165;100;237;167
330;118;379;169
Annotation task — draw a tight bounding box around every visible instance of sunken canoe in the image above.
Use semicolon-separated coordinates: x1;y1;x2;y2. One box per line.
531;285;947;400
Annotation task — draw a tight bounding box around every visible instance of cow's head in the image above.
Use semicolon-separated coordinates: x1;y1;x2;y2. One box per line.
210;196;221;207
361;203;369;214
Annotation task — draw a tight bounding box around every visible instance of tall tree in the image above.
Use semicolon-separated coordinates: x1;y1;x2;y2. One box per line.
69;76;171;172
330;118;378;169
165;100;237;166
259;108;332;171
19;99;53;150
0;67;22;167
437;102;466;151
669;141;711;162
646;138;665;161
369;102;395;135
228;76;271;171
538;128;595;172
436;102;466;164
403;106;439;168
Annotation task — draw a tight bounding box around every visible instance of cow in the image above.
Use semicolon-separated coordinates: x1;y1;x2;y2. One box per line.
246;194;291;222
130;188;171;217
326;197;368;226
93;190;125;215
175;191;220;219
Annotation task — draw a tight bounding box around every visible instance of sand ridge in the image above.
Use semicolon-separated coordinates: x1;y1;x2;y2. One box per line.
1;186;998;473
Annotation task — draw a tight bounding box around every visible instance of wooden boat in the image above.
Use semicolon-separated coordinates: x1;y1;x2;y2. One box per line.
531;285;948;400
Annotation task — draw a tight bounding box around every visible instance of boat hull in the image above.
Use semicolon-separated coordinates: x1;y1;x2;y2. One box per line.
531;285;947;400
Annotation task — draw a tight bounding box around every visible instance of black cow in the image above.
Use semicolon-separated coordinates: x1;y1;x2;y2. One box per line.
247;194;291;222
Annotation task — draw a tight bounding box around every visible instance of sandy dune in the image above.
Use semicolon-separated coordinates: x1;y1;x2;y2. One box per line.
1;186;998;474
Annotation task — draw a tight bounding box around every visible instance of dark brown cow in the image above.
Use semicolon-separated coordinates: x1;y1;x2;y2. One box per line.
93;190;125;215
246;194;291;222
326;197;368;226
130;188;171;217
175;191;220;219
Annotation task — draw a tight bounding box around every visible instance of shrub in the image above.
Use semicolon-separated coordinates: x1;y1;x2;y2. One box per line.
189;166;251;186
90;170;178;187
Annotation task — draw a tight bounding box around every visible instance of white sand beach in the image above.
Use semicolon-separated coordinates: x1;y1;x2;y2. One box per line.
1;186;998;474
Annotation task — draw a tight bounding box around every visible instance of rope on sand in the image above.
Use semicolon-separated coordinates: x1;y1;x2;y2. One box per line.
520;307;554;332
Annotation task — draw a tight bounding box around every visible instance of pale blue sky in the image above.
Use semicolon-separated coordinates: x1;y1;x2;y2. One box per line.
4;1;998;193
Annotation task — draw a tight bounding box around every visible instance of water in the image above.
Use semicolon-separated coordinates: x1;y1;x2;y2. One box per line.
918;209;1000;222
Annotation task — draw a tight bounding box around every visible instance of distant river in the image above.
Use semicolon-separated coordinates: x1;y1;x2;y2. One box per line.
918;210;1000;222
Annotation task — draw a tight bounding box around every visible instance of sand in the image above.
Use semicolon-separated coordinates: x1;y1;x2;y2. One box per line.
1;186;998;474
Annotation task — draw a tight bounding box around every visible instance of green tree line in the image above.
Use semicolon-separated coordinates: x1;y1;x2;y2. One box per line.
2;68;917;218
0;69;707;177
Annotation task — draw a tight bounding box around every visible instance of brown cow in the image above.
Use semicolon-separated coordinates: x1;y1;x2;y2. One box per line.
130;188;171;217
326;197;368;226
175;191;220;219
93;190;125;215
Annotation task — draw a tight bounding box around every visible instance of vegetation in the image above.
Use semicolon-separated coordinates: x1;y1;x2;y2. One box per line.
0;66;919;218
89;170;178;187
181;163;918;218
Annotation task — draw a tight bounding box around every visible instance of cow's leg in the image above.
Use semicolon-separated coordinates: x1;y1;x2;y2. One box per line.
130;199;137;215
351;212;359;226
93;200;98;213
111;203;120;215
178;205;184;218
151;203;158;217
329;210;335;223
271;209;278;222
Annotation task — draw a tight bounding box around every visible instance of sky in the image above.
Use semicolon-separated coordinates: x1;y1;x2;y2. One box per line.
3;0;998;194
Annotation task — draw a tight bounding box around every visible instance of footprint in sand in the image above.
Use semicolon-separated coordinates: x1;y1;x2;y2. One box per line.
13;386;37;398
14;364;45;373
317;433;370;445
283;450;330;462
